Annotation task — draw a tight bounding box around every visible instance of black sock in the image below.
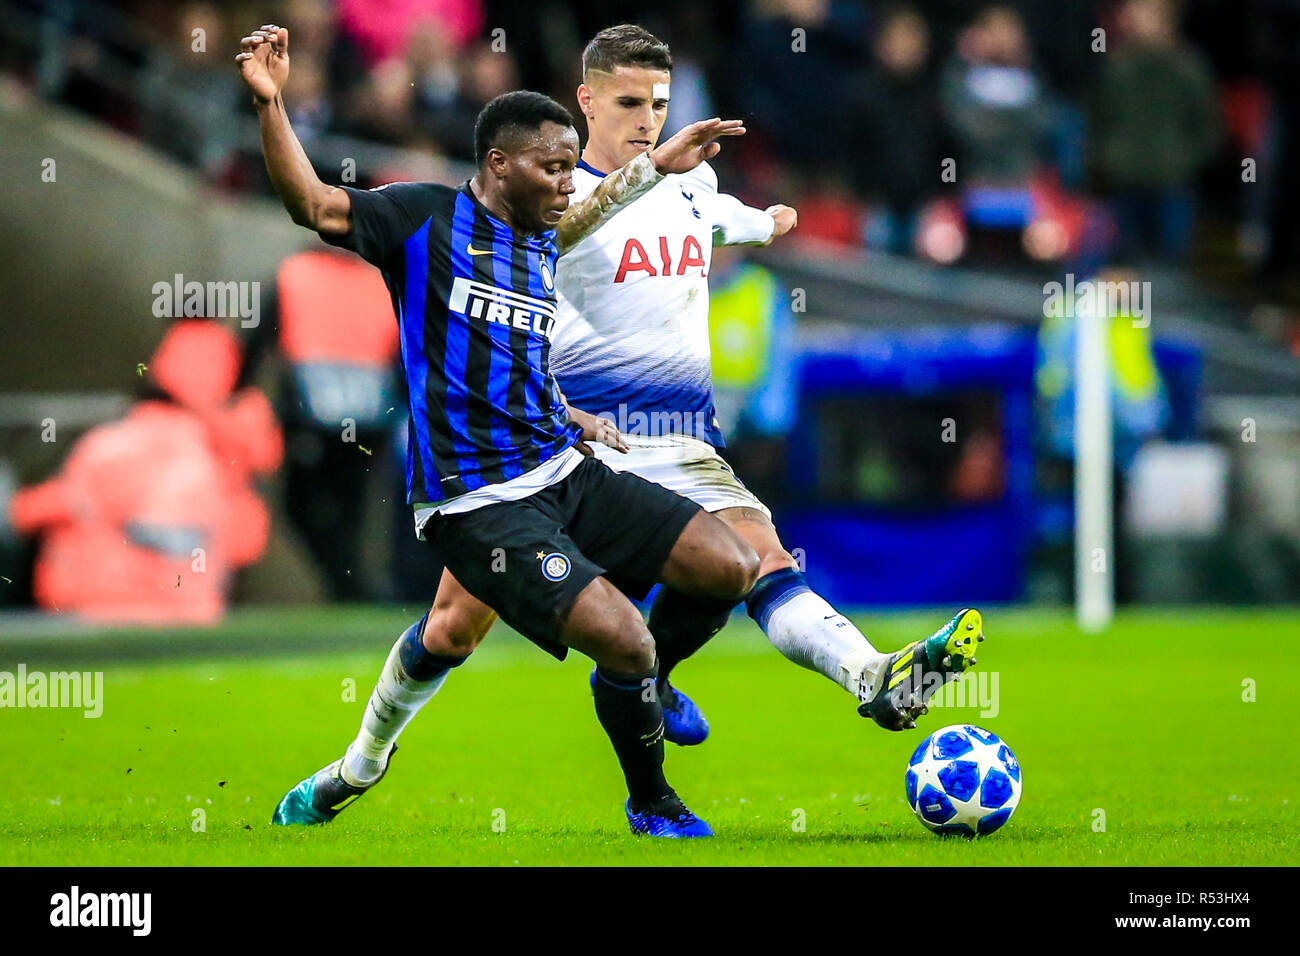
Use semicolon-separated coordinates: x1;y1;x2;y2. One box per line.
648;587;736;689
591;663;671;811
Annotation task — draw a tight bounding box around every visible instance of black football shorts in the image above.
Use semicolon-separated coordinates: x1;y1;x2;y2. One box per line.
420;456;702;659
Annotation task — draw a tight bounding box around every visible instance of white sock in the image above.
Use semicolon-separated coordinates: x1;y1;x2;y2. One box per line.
341;629;450;787
759;588;890;702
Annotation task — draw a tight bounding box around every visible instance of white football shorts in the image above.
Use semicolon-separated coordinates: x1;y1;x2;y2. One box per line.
590;433;771;519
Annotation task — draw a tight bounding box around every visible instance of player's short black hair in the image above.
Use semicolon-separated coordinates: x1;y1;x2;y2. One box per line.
582;24;673;78
473;91;574;166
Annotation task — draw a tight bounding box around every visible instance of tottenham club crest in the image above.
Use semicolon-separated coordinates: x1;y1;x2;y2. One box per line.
540;551;570;581
680;186;701;219
539;255;555;292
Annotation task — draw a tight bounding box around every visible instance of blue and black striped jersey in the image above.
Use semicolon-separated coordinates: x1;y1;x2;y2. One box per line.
329;180;581;506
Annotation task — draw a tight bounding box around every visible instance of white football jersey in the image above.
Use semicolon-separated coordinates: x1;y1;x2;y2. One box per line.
550;159;774;447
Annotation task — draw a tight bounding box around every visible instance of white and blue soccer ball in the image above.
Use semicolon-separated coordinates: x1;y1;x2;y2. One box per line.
905;724;1021;837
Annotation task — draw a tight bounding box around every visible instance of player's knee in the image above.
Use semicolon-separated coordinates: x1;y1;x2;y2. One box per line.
425;603;488;655
597;620;657;674
715;540;761;602
757;548;800;578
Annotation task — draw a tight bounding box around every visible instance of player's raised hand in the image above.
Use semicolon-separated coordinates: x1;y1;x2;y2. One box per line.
236;24;290;104
649;118;746;175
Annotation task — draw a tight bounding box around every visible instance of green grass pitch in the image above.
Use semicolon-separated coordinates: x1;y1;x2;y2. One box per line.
1;606;1295;865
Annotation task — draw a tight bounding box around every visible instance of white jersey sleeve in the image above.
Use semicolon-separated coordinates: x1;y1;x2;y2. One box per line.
710;192;775;246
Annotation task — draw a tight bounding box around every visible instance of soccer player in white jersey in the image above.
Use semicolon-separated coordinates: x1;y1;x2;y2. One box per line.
318;26;987;832
542;25;984;741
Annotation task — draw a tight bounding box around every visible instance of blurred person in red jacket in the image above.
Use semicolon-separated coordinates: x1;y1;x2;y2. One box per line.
6;320;282;625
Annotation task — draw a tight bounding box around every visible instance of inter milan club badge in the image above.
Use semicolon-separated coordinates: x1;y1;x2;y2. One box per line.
539;551;570;581
539;255;554;292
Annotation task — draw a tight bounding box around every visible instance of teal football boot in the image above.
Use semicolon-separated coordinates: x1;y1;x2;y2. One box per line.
271;746;396;825
860;608;984;731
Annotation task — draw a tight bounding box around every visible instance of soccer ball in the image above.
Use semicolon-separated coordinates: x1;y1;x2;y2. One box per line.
905;724;1021;837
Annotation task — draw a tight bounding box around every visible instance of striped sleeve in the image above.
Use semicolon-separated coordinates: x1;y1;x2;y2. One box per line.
325;182;442;266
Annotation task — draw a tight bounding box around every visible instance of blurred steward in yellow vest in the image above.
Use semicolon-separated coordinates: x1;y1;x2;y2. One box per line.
708;245;798;441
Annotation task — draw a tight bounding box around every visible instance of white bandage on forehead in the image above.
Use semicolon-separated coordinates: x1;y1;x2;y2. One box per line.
652;82;671;101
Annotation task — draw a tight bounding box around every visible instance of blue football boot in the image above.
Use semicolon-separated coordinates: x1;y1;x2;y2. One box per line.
658;681;709;746
859;608;984;731
271;745;396;825
625;796;714;838
589;668;710;746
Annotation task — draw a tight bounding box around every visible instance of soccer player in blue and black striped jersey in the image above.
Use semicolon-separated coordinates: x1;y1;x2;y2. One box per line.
239;23;758;837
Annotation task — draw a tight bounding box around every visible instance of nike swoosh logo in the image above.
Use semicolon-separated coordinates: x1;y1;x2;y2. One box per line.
466;244;494;256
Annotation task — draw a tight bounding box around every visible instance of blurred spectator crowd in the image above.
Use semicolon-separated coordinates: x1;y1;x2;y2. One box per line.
11;0;1300;293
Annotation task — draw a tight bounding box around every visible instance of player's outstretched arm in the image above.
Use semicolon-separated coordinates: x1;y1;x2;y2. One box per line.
713;194;799;247
555;118;746;255
650;117;746;174
236;25;350;238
